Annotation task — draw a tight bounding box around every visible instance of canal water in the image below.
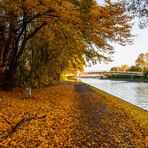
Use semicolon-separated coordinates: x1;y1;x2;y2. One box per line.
80;78;148;111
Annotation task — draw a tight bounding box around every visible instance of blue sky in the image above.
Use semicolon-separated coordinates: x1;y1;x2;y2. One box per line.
85;1;148;72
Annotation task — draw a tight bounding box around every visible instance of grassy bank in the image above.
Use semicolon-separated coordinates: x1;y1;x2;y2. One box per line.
84;83;148;136
104;77;148;83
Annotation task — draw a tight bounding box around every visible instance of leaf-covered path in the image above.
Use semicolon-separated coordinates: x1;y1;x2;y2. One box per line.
0;82;147;147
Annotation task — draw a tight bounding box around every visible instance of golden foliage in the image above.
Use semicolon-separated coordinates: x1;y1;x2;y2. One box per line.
0;83;147;147
0;0;135;87
1;0;133;63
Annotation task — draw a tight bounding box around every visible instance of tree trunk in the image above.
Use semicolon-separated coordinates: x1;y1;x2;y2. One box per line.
1;60;18;90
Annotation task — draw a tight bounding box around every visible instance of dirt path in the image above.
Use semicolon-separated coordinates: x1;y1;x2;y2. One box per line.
74;83;147;147
0;82;147;147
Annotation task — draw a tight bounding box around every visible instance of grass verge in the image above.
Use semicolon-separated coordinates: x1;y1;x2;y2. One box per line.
83;82;148;137
104;77;148;83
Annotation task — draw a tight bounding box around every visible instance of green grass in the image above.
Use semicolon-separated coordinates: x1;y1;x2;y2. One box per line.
104;77;148;83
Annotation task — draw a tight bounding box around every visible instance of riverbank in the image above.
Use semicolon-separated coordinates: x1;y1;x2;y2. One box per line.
104;77;148;83
0;82;147;147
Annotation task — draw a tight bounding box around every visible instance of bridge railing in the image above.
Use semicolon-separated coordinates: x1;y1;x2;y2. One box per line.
79;71;144;77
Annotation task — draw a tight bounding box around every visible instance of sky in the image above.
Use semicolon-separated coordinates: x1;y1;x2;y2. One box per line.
84;1;148;72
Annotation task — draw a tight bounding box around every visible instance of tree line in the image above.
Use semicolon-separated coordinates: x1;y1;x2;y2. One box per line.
0;0;147;89
110;52;148;76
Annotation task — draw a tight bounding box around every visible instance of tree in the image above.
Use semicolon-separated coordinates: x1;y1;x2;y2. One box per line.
129;65;141;72
0;0;133;88
144;53;148;65
111;65;129;72
120;65;129;71
125;0;148;28
110;67;121;71
135;53;148;72
144;52;148;70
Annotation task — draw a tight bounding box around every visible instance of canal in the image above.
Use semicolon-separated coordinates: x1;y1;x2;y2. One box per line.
80;78;148;111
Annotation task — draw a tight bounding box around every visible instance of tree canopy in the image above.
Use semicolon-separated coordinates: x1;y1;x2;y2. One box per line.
135;53;148;72
0;0;133;88
110;52;148;73
125;0;148;28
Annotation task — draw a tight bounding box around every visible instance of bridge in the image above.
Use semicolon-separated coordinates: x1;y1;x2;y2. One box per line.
79;71;144;79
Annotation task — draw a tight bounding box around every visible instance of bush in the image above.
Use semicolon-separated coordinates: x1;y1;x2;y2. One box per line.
144;70;148;78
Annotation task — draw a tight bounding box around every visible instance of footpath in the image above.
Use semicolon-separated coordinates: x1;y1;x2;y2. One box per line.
0;82;147;147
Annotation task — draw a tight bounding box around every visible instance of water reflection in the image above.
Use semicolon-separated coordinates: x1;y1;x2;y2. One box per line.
135;86;148;110
80;78;148;111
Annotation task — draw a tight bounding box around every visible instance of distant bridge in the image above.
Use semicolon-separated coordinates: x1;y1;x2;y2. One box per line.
79;71;144;78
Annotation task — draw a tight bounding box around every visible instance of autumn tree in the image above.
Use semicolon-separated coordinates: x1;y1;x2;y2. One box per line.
43;24;85;84
129;65;141;72
145;53;148;64
135;53;148;72
0;0;133;88
17;27;52;87
110;67;121;71
125;0;148;28
17;19;85;87
110;65;129;72
120;65;129;71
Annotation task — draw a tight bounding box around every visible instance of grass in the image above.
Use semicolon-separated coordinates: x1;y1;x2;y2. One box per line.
104;77;148;83
84;82;148;137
